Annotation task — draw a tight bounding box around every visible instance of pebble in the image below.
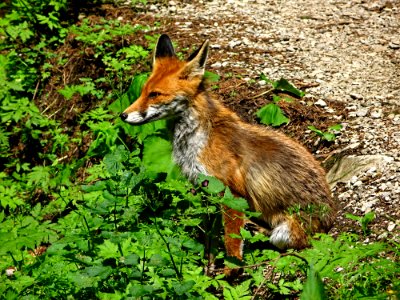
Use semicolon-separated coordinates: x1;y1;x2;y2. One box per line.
370;109;382;119
388;222;396;232
315;99;327;107
355;108;369;117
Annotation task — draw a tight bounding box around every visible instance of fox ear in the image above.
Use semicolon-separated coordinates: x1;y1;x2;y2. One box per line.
182;39;209;78
153;34;176;65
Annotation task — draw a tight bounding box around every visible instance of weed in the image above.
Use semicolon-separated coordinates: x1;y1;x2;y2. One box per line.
256;74;304;127
308;124;343;142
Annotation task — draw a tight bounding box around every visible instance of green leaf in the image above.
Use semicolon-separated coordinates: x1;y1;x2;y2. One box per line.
103;145;129;176
129;284;157;297
273;78;305;97
307;125;323;136
221;188;249;212
256;103;290;127
124;253;140;265
109;92;131;114
328;124;342;131
300;265;326;300
98;240;119;259
83;265;113;280
142;135;174;174
322;133;335;142
173;280;196;295
204;71;220;82
127;73;149;102
197;174;225;194
148;253;169;267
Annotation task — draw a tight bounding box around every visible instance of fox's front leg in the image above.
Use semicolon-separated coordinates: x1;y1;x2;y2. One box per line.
222;206;246;276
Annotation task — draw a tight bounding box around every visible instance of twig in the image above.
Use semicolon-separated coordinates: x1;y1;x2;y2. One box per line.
32;80;40;102
249;88;274;99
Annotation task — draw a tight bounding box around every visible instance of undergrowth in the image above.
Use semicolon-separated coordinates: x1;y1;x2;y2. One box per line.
0;1;398;299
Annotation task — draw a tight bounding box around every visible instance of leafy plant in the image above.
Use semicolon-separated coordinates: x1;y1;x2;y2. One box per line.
308;124;342;142
256;74;305;127
345;212;376;235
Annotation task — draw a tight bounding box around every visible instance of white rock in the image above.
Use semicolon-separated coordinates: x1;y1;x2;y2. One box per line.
387;222;396;232
211;62;222;68
315;99;327;107
355;108;369;117
370;109;382;119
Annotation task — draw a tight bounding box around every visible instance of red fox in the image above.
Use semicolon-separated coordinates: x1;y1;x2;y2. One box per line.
121;34;335;264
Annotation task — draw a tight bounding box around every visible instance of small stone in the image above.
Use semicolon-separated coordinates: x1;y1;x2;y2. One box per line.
389;42;400;49
365;132;374;140
211;62;222;68
315;99;327;107
370;109;382;119
210;44;221;49
350;93;363;100
355;108;369;117
361;200;377;212
387;222;396;232
377;232;388;240
350;175;358;184
228;40;242;48
258;80;267;86
353;180;363;187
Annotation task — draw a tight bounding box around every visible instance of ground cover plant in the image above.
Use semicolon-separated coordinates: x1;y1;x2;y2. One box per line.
0;1;399;299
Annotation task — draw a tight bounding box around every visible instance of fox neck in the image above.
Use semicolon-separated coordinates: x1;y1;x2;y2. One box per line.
172;93;214;182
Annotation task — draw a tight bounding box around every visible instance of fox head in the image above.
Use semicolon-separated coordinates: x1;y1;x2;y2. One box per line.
120;34;209;125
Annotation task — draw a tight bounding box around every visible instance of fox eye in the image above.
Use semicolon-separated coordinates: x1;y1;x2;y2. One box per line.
148;91;162;99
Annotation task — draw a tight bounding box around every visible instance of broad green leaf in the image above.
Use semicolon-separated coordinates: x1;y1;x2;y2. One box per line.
221;188;249;212
124;253;140;266
273;78;305;97
109;92;131;113
81;180;107;193
322;133;335;141
197;174;225;194
83;265;113;280
127;73;149;101
98;240;119;259
142;135;174;174
103;145;129;176
256;103;290;127
148;253;169;267
129;284;157;297
173;280;196;295
204;71;220;82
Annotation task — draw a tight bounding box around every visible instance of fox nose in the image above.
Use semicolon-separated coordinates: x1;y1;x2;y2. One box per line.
120;112;128;120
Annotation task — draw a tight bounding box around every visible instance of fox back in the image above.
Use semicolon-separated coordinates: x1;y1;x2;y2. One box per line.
121;34;335;260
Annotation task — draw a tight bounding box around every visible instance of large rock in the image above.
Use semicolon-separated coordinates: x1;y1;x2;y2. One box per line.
327;155;394;188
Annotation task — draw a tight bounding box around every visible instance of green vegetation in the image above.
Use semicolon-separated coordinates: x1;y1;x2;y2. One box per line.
308;124;343;142
255;75;303;127
0;1;398;299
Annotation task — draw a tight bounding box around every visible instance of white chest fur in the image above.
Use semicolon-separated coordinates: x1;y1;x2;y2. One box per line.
173;109;209;182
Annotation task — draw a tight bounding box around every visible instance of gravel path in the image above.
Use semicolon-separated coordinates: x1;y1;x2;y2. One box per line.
142;0;400;239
